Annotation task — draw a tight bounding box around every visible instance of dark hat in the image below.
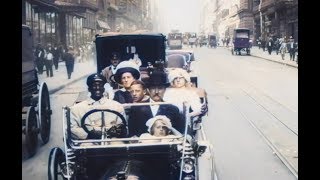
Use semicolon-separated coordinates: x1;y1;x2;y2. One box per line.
114;61;140;84
86;73;107;86
145;70;170;88
111;52;120;60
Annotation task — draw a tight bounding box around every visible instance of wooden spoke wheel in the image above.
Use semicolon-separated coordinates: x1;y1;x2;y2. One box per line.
38;82;52;144
22;106;39;158
48;147;67;180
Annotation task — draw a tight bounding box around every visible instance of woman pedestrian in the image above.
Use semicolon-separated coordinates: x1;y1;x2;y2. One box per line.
279;40;287;60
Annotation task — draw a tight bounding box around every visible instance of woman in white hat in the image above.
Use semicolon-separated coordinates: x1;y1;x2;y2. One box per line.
139;115;181;143
163;68;202;118
112;61;141;104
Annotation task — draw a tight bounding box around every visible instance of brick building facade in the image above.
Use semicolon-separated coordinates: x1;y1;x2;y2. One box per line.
201;0;298;43
22;0;152;48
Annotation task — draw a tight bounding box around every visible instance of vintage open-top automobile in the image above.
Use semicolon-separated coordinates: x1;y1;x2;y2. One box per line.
48;32;216;180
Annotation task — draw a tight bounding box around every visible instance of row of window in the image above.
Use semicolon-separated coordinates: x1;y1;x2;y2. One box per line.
24;1;95;48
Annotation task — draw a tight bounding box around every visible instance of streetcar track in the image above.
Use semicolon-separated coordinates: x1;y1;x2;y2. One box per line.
226;92;298;179
245;82;297;114
240;88;298;136
229;99;298;178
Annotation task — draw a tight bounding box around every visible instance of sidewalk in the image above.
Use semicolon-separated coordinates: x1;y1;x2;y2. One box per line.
249;46;298;68
38;60;96;94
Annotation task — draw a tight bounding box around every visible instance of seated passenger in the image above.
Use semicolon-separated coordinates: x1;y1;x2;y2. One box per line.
100;52;121;89
129;80;149;103
139;115;182;143
70;73;127;140
127;70;185;137
163;68;202;118
113;61;141;104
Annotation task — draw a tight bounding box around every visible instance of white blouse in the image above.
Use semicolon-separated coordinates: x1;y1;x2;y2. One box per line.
163;87;202;115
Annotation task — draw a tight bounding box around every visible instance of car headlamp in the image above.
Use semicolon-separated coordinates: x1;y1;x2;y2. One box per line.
182;158;194;174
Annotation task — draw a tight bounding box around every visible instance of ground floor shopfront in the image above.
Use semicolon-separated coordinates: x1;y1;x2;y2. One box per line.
252;2;298;43
22;0;97;49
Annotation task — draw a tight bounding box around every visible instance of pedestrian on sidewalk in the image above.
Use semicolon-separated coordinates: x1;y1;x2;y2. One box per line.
52;44;60;70
62;46;75;79
261;38;266;52
34;43;45;74
257;37;262;49
287;36;297;61
279;39;287;60
45;46;54;77
274;38;281;55
267;37;273;55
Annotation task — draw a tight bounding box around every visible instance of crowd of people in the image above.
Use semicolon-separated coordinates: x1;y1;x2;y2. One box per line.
34;42;95;79
68;51;208;145
256;36;298;62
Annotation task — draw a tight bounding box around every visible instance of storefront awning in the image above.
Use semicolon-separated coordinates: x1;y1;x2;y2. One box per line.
97;19;111;30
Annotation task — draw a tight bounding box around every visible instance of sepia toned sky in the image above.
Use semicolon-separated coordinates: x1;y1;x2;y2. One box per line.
155;0;202;34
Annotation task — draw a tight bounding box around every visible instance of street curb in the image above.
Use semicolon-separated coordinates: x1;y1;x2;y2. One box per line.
223;46;298;68
48;73;91;94
250;54;298;68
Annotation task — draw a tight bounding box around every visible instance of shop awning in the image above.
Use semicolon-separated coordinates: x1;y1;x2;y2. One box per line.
97;19;111;30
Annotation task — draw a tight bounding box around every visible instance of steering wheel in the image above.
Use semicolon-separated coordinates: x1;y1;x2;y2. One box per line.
80;109;127;137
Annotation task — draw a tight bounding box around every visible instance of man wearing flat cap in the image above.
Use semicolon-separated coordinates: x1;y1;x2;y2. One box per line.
101;52;121;89
70;73;126;140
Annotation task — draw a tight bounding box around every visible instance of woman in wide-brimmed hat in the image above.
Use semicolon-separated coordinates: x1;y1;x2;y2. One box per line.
112;60;141;104
163;68;202;117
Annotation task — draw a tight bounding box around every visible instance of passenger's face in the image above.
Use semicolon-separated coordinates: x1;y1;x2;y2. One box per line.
152;120;169;137
121;72;135;89
172;77;187;88
148;86;166;102
130;84;145;102
111;59;120;67
89;81;105;100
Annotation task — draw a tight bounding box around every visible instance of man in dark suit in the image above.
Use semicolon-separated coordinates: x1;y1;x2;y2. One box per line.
287;36;298;61
127;70;185;137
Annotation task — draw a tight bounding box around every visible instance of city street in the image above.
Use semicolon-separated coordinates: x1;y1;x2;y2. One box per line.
192;46;297;180
22;46;297;180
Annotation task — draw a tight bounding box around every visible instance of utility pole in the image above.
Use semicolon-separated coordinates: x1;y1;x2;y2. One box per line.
258;0;263;39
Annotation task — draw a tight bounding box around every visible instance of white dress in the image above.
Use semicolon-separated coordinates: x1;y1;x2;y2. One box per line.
163;87;202;115
139;133;178;143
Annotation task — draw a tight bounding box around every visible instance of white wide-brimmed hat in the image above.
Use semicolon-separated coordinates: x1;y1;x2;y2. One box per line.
168;68;190;83
114;60;140;84
145;115;172;133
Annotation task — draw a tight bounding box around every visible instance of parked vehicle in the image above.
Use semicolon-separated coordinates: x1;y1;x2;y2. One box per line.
231;28;251;55
198;35;208;47
188;33;197;48
167;32;183;50
165;49;195;73
208;34;217;48
22;24;52;158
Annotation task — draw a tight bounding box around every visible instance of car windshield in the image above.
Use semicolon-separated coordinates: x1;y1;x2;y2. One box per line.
235;32;249;38
65;102;188;148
